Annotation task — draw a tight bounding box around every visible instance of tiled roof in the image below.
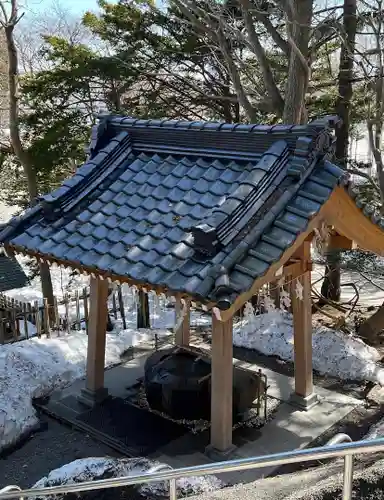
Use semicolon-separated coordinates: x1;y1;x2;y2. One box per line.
0;250;29;292
0;115;351;308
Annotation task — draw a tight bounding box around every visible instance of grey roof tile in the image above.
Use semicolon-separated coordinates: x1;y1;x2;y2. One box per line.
109;242;127;259
262;225;296;249
2;114;373;308
250;241;283;263
275;211;308;232
93;239;113;255
65;245;88;262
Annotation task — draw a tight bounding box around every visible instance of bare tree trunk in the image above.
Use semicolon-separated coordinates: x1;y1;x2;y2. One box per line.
266;1;314;304
335;0;357;166
320;250;341;303
358;1;384;339
321;0;357;304
2;2;54;310
282;0;312;124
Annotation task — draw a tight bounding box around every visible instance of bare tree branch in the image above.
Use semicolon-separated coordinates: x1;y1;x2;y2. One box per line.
215;27;258;121
251;1;290;56
238;0;284;116
345;168;381;194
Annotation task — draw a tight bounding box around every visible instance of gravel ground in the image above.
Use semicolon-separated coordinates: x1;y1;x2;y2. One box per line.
297;456;384;500
190;454;384;500
0;414;121;489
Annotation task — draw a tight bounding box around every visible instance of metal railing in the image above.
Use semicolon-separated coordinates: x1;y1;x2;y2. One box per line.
326;433;353;500
0;487;22;500
1;436;384;500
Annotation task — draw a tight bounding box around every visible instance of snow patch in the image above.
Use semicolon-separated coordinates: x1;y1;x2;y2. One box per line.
233;310;384;384
32;457;224;499
0;328;169;453
365;422;384;441
365;417;384;441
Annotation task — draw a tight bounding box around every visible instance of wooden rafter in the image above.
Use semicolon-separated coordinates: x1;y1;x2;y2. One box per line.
218;211;326;321
322;186;384;255
4;243;213;310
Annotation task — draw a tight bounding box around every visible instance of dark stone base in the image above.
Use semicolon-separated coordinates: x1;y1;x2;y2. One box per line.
144;347;263;421
205;444;237;461
289;392;319;411
78;387;109;408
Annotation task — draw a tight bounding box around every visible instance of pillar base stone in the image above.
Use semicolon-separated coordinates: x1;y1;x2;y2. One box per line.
78;387;109;408
289;392;319;411
205;444;237;461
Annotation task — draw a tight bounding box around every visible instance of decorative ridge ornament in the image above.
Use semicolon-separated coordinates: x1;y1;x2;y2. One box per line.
191;141;290;257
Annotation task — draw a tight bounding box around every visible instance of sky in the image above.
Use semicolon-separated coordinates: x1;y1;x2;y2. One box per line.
25;0;105;14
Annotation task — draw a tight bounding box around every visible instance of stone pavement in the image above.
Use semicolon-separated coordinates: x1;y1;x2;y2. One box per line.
45;341;361;485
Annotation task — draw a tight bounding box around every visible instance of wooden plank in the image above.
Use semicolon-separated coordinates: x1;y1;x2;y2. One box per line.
137;290;149;329
53;296;59;332
15;308;20;339
112;292;118;320
118;286;127;329
75;290;81;330
64;294;70;333
290;240;313;399
11;299;18;341
27;302;33;322
34;300;41;338
0;310;5;344
83;287;89;333
23;303;29;339
174;297;191;346
210;313;233;452
85;277;109;393
43;298;51;338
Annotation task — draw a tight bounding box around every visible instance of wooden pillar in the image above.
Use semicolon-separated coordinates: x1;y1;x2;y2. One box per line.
206;312;235;458
79;277;109;407
175;297;190;346
290;240;318;410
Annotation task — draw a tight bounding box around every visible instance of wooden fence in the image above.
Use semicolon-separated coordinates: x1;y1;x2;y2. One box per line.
0;286;127;344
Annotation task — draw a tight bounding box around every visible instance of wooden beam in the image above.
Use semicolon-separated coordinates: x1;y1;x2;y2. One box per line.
79;277;109;407
208;313;234;456
323;186;384;255
328;232;356;250
175;297;190;346
219;227;319;322
215;186;384;322
289;241;317;410
283;260;312;278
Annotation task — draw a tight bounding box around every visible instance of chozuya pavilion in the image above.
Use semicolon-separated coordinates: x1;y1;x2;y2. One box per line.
1;115;384;457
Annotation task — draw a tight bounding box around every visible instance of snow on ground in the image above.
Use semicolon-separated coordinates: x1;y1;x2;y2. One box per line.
0;201;18;224
233;310;384;384
0;327;169;453
312;264;384;307
32;457;224;499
